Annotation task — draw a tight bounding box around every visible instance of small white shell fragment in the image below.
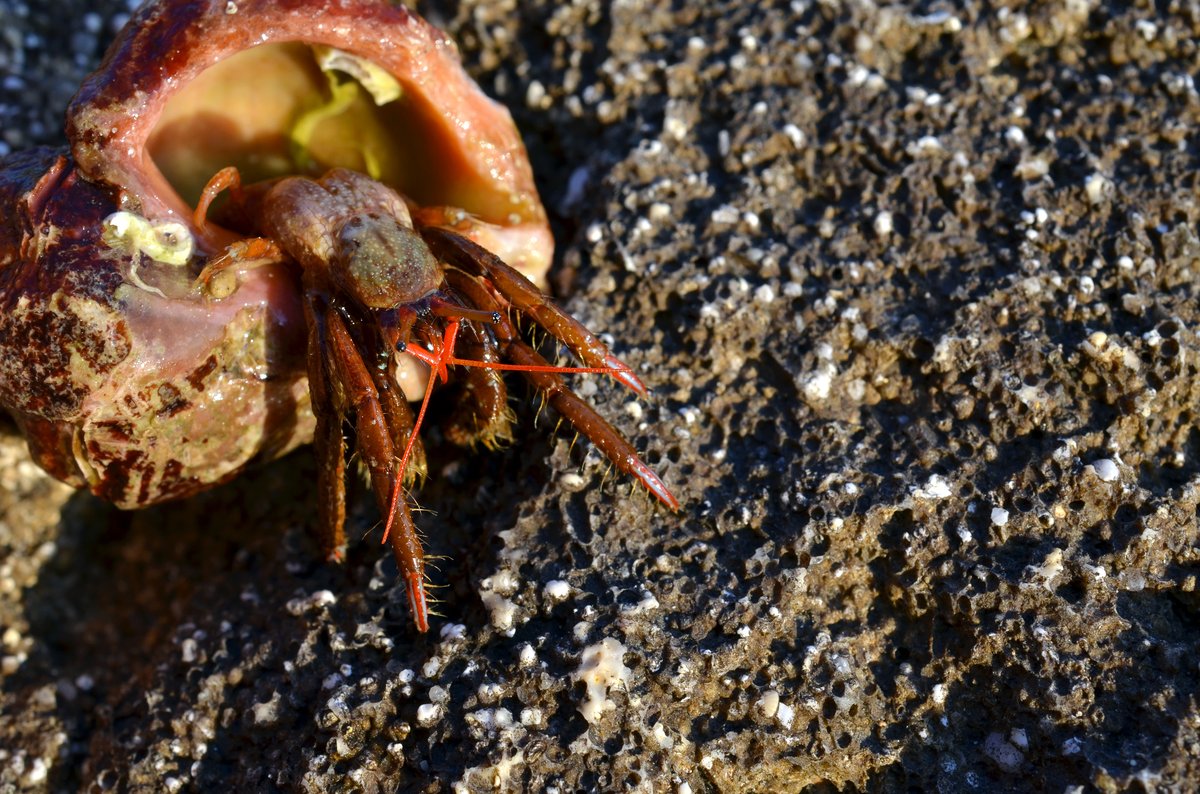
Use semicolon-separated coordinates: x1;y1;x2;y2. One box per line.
873;210;894;237
252;693;280;725
651;721;676;749
664;114;690;141
625;400;645;421
525;79;546;109
756;689;780;718
1085;172;1112;205
572;638;633;724
1027;548;1065;591
710;204;739;225
440;623;467;641
983;732;1024;771
1015;156;1049;180
915;474;953;500
1088;458;1119;482
26;759;47;785
479;591;517;631
649;202;671;222
416;703;441;727
286;589;337;616
559;472;586;491
990;507;1010;527
543;580;571;601
800;363;835;402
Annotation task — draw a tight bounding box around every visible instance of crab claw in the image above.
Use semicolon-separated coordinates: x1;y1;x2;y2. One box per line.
603;352;649;396
406;572;430;634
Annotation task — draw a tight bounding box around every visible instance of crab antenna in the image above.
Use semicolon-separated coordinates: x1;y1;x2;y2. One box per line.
445;358;637;377
382;320;458;544
427;297;500;326
381;318;662;543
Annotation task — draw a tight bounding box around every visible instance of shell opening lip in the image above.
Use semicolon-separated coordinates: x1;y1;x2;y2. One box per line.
147;41;472;246
66;0;549;271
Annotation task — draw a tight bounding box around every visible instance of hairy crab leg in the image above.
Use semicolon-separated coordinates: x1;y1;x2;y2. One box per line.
436;299;514;449
382;319;458;549
318;294;430;631
344;307;428;486
303;290;348;561
512;342;678;510
442;270;679;511
420;227;648;396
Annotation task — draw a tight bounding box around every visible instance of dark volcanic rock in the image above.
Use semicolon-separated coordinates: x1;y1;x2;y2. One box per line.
3;0;1200;791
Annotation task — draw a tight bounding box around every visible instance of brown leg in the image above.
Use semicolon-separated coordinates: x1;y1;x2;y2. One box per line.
348;309;428;486
420;226;647;395
443;269;678;511
437;280;514;449
319;299;430;632
505;338;678;511
303;291;348;561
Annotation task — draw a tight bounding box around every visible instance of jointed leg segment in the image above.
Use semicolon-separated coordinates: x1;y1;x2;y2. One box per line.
438;256;679;511
195;164;675;634
304;278;431;632
421;227;649;396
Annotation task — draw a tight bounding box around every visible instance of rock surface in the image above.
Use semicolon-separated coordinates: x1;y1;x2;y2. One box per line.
4;0;1200;790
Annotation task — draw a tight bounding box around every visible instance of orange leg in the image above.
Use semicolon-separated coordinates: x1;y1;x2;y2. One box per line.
192;166;243;232
419;226;648;396
435;299;513;449
441;268;679;511
192;166;286;293
307;283;431;632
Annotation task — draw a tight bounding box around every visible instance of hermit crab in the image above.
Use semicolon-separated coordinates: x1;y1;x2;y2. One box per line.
0;0;676;631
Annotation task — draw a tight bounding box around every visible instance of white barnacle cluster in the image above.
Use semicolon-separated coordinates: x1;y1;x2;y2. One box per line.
101;211;193;266
571;637;633;724
101;211;194;298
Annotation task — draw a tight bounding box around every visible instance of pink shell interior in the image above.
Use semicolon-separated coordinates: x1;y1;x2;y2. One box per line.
67;0;552;278
25;0;557;507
